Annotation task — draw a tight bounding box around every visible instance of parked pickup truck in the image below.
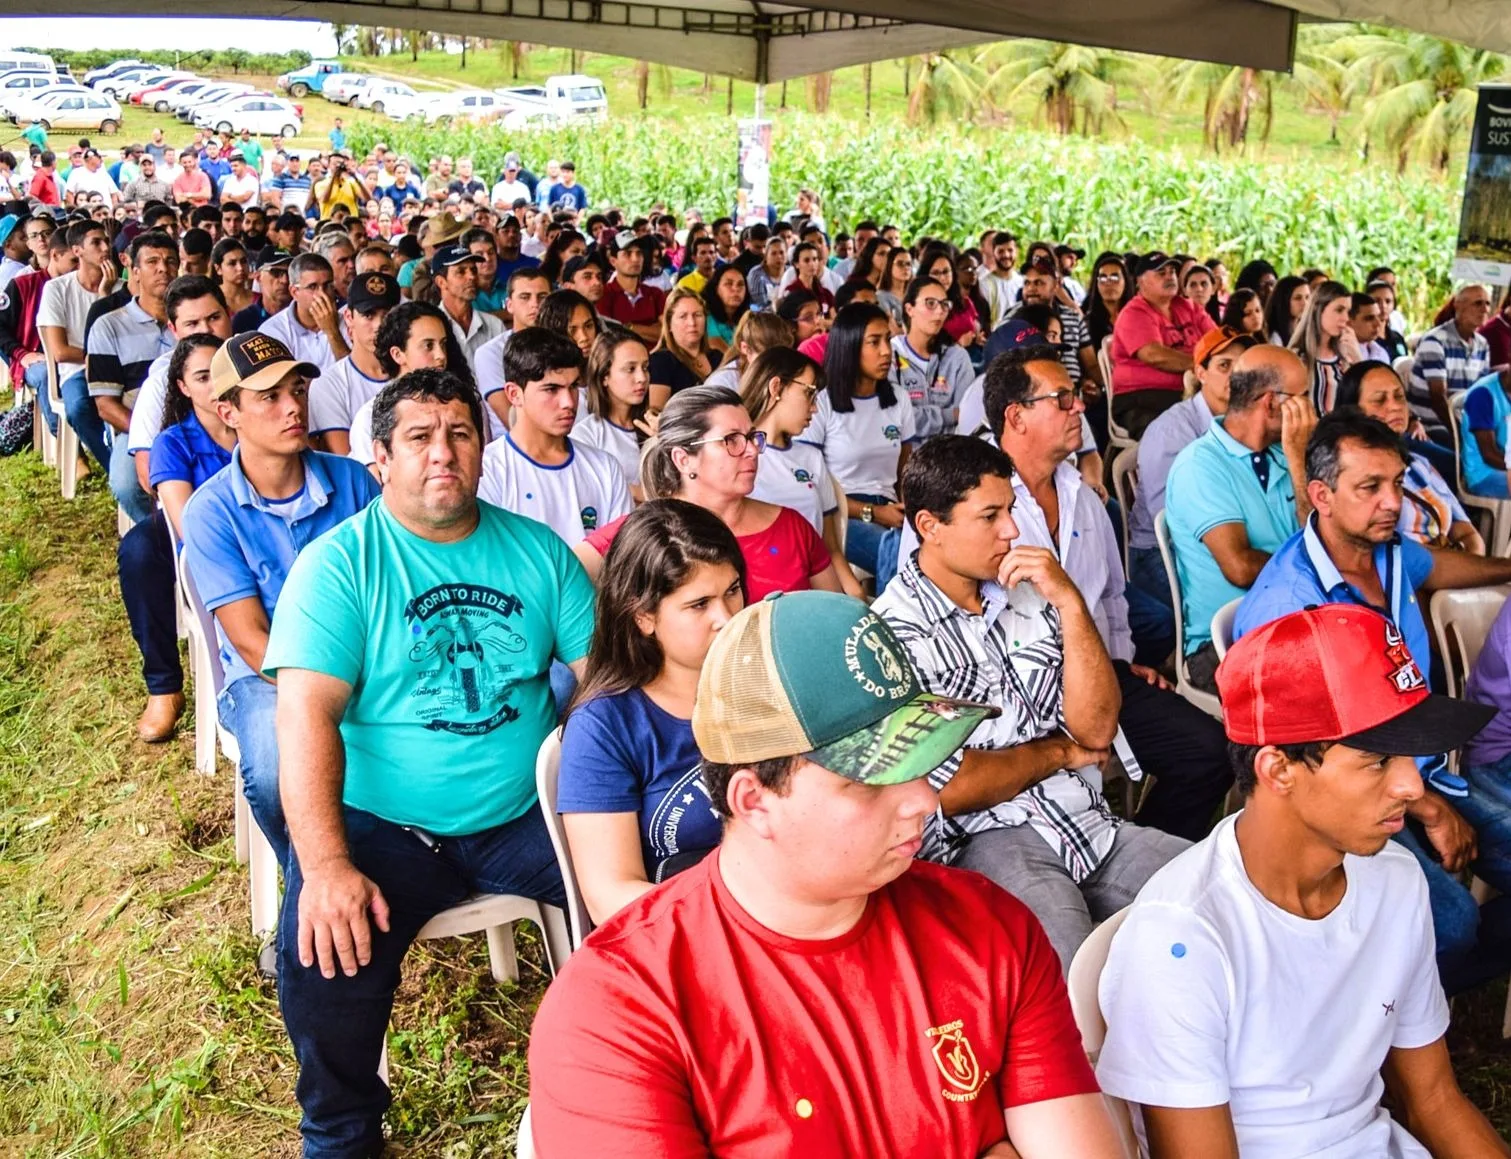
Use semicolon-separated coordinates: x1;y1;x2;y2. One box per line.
277;60;344;99
494;74;607;121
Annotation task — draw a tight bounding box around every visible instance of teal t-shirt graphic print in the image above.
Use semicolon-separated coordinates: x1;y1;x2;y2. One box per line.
405;583;528;735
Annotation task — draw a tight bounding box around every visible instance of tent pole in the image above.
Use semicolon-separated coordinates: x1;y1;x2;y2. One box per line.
754;82;765;120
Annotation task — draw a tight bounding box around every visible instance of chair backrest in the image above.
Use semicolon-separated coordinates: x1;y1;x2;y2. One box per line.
534;726;593;951
516;1103;534;1159
1447;390;1471;495
1211;596;1243;661
1067;906;1131;1061
176;548;228;697
1392;353;1415;385
830;471;848;553
1097;334;1114;394
1153;510;1184;660
1430;586;1510;699
1109;451;1139;575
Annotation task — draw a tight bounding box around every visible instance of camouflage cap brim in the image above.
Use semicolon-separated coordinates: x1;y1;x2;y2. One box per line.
805;694;998;787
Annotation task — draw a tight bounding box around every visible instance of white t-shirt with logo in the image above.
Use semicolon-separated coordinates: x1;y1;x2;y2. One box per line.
571;411;642;487
750;437;835;535
309;355;388;435
1097;814;1447;1159
477;434;632;546
797;389;916;501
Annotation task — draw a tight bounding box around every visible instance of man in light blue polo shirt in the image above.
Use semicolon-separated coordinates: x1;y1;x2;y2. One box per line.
1164;345;1314;691
1234;409;1511;995
181;331;380;875
261;368;589;1156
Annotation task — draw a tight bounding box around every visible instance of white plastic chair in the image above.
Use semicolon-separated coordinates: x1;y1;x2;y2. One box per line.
44;353;81;499
26;373;58;469
1100;336;1137;453
1109;450;1138;577
1210;596;1243;661
1392;353;1415;385
1153;510;1221;719
517;1103;535;1159
1065;906;1140;1158
1447;391;1511;557
535;727;592;951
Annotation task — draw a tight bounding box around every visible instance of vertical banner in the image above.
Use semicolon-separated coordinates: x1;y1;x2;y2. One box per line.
1453;85;1511;284
736;118;773;229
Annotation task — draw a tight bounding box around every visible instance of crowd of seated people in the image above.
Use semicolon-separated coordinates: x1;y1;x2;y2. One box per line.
11;135;1511;1157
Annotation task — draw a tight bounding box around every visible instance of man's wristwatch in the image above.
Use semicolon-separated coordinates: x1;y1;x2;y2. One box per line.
861;504;874;524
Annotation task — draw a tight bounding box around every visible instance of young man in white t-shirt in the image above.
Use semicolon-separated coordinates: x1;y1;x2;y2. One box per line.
1097;604;1507;1159
308;272;397;457
477;327;631;545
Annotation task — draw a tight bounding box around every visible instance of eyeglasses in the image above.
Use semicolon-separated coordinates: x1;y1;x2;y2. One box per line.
916;297;950;312
1020;385;1082;411
1096;272;1124;282
689;429;768;456
781;379;822;402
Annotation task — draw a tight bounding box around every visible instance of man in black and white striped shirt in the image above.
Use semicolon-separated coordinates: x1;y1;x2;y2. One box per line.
872;434;1187;972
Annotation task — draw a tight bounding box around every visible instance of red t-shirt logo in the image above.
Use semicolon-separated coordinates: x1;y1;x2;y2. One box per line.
926;1019;990;1103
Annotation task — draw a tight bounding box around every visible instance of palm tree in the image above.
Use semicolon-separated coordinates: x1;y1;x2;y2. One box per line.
1341;29;1508;171
906;52;984;126
1167;59;1276;152
1289;25;1353;144
981;40;1151;134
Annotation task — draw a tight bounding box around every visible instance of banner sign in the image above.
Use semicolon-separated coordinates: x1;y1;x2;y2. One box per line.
1453;85;1511;284
735;118;772;230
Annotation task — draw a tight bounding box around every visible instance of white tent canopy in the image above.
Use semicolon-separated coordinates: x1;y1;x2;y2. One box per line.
17;0;1511;82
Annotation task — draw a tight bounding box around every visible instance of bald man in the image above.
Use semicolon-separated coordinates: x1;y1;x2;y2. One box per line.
1163;346;1316;692
1410;283;1492;441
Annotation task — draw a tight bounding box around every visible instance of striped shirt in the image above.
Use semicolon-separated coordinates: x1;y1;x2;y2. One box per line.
1410;320;1490;425
873;558;1120;881
1399;452;1468;548
86;298;172;405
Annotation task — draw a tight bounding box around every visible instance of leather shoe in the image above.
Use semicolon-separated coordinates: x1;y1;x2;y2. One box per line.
137;692;186;743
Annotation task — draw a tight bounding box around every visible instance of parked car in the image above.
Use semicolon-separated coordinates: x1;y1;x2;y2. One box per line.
175;83;254;120
354;80;417;115
195;95;302;138
139;78;209;113
276;59;343;98
99;67;185;99
125;73;198;104
7;84;91;124
322;73;372;105
22;89;123;133
495;74;607;122
0;52;55;77
84;59;145;87
418;89;509;125
0;70;72;116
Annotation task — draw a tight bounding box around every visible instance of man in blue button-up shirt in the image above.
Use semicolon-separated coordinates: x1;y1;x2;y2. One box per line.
1235;409;1511;994
182;333;380;877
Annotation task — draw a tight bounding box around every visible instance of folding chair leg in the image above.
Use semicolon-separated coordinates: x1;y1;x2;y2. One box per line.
59;424;78;500
378;1038;389;1088
538;905;572;975
484;922;520;983
233;770;249;866
247;821;280;938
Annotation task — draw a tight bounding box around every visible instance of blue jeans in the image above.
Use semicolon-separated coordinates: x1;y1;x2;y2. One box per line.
23;360;54;435
61;370;110;471
1129;545;1172;609
110;430;153;525
1393;770;1511;995
218;676;289;871
278;803;565;1158
846;492;902;594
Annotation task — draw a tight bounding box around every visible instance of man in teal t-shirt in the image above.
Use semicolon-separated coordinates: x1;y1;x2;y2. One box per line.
262;366;590;1155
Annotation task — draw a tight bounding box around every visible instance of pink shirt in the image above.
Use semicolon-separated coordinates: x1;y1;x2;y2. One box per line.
1110;293;1215;394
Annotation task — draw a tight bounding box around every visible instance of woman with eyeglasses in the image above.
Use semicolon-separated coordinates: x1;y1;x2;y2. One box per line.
1335;361;1484;554
557;499;744;926
1084;251;1132;353
806;302;915;592
892;275;976;438
573;384;841;598
877;245;915;329
740;347;865;599
918;243;983;354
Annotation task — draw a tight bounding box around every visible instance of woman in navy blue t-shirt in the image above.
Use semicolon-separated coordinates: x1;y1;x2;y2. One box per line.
558;499;746;925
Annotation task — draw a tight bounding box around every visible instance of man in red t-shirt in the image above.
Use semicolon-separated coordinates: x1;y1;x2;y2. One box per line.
1110;250;1216;438
27;150;60;208
598;229;665;345
528;590;1121;1158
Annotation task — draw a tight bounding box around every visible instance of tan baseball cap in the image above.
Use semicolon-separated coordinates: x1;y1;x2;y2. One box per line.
210;332;321;401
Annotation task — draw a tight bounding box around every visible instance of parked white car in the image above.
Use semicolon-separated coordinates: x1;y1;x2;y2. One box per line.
322;74;372;105
495;74;607;122
84;59;146;87
17;88;123;133
98;68;185;99
419;89;509;124
175;82;254;120
0;71;74;117
355;80;416;115
195;94;302;138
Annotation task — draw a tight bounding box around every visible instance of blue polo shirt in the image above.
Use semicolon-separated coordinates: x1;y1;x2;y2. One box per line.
148;412;232;491
1233;516;1460;794
180;447;380;687
1165;417;1300;653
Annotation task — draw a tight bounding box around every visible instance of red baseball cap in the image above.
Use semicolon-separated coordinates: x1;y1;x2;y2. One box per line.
1217;604;1493;755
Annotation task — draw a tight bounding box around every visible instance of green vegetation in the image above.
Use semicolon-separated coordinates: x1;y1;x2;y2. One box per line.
0;455;542;1155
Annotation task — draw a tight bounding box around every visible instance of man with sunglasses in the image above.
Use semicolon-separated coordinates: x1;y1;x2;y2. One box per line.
984;346;1234;843
477;328;630;546
874;431;1188;972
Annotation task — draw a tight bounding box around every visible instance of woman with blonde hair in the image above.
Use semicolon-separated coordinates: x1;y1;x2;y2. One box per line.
649;286;715;409
1289;278;1361;414
703;310;795;391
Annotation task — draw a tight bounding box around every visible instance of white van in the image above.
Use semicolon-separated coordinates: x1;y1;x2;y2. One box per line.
0;52;56;76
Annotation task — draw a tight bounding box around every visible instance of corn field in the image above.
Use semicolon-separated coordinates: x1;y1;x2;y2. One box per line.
356;115;1461;317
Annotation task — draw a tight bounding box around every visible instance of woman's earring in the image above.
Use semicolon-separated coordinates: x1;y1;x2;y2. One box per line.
687;471;698;480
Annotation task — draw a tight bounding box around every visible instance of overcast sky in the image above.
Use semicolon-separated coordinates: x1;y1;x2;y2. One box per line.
0;17;338;55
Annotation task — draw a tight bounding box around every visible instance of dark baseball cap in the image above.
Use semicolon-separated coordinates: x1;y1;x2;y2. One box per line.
209;332;320;400
1055;244;1086;260
252;248;293;272
1136;251;1181;276
1218;605;1493;755
347;271;400;313
430;244;481;275
982;318;1053;366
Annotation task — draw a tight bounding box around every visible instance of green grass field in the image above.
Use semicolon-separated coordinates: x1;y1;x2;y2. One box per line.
0;446;1510;1153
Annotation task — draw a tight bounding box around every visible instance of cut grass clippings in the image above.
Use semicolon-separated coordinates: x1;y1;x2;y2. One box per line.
0;446;1507;1153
